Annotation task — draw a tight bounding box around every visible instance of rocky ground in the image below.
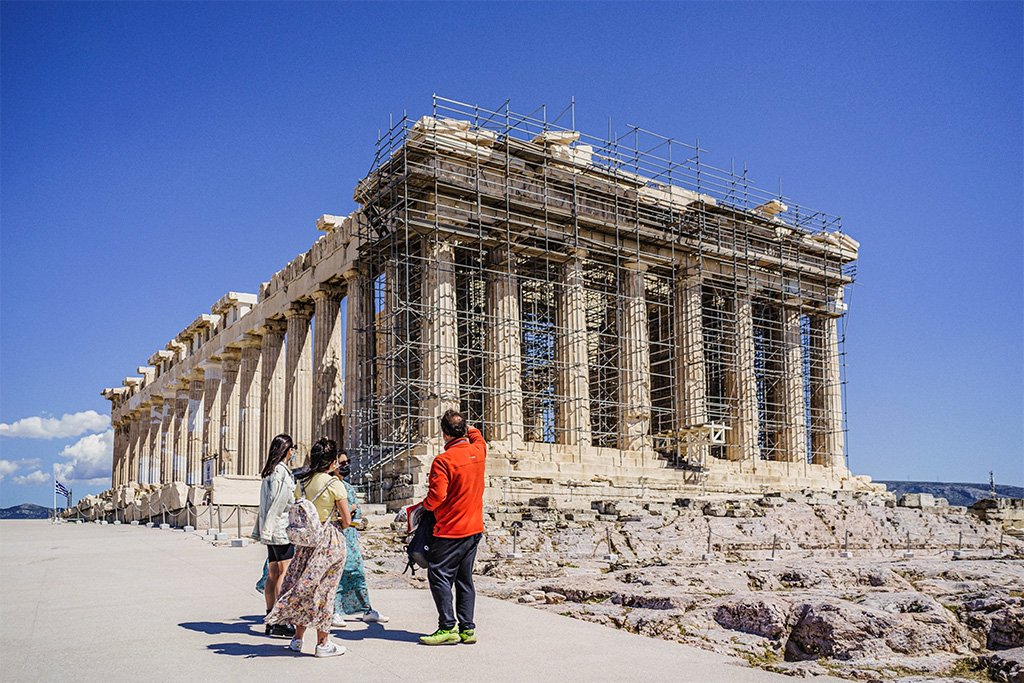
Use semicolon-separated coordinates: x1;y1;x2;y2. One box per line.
355;491;1024;683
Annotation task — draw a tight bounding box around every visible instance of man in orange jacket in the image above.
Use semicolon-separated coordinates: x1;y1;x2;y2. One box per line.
418;409;486;646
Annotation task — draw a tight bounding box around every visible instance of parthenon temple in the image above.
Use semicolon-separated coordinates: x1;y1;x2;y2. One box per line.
101;96;871;509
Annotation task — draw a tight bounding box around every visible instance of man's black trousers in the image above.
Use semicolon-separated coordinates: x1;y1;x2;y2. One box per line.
427;533;481;631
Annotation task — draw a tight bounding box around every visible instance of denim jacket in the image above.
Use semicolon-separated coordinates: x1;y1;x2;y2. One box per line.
252;462;296;545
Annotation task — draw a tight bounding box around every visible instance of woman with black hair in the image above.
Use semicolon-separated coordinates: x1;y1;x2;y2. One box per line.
252;433;298;638
266;437;351;658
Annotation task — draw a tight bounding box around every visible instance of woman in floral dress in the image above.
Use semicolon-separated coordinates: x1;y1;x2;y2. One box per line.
266;437;350;658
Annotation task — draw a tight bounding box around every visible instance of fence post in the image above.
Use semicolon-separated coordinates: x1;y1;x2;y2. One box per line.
236;505;241;540
217;505;223;533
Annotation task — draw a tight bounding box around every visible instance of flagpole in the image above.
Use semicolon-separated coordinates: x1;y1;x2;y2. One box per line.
52;466;57;523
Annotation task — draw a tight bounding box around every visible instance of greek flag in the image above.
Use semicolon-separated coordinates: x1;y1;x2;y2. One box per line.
55;481;70;497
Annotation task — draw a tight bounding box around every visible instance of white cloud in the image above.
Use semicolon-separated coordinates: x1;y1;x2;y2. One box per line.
12;470;49;485
56;429;114;484
0;458;43;481
0;459;19;480
0;410;110;439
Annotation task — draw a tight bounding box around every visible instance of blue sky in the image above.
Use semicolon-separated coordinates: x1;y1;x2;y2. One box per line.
1;2;1021;507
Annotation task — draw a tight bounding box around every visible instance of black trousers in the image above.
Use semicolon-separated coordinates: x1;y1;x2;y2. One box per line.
427;533;481;631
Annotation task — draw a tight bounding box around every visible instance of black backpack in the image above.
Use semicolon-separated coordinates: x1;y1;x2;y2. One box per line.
404;509;435;575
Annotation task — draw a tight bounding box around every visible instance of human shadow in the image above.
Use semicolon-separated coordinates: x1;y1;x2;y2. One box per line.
334;623;421;644
207;642;298;658
179;614;264;636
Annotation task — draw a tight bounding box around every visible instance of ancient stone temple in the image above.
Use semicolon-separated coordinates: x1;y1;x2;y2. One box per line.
102;96;870;509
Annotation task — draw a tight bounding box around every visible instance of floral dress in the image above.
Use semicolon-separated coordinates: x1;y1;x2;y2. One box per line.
334;480;372;615
265;475;347;632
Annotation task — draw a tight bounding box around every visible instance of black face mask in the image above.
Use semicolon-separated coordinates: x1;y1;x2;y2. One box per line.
338;463;351;478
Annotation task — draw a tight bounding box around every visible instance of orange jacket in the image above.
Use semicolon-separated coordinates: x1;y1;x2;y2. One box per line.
423;426;486;538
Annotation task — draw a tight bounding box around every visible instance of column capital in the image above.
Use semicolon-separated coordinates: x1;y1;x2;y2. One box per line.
260;318;288;335
623;260;649;273
238;331;263;348
311;283;344;301
285;300;314;319
218;347;243;364
341;266;362;283
568;246;588;260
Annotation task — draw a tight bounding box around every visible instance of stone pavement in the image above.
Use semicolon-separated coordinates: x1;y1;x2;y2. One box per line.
0;521;843;682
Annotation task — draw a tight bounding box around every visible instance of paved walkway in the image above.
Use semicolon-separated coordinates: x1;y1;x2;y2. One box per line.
0;521;842;682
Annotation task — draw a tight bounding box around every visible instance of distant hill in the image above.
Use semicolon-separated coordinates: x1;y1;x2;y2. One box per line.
877;481;1024;508
0;504;55;520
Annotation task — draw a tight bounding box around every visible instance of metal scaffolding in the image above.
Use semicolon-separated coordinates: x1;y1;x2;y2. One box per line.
348;95;855;496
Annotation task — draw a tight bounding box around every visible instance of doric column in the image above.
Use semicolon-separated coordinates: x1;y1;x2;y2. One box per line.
218;350;242;475
725;293;761;462
172;385;188;481
343;268;370;455
238;334;263;476
484;248;523;447
810;312;844;466
780;306;808;463
260;319;287;452
419;241;460;442
618;261;652;452
137;402;152;484
158;395;174;484
149;398;165;485
127;410;142;484
674;262;708;431
555;248;591;446
186;371;205;485
284;302;313;461
111;418;127;487
312;286;344;445
202;361;223;475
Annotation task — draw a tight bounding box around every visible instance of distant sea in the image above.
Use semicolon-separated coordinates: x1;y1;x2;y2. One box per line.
876;481;1024;508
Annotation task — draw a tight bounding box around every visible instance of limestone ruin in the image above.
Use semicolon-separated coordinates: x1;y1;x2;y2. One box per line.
101;96;875;511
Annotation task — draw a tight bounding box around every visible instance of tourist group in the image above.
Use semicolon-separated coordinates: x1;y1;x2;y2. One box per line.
252;409;485;657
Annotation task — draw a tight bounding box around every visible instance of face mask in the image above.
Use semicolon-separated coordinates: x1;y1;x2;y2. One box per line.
338;462;351;478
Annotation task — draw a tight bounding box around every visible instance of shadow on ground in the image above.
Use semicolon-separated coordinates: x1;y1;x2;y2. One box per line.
334;623;422;644
179;614;265;637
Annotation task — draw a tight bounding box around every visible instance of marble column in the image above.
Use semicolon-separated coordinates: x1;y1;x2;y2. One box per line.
202;362;223;474
149;399;165;485
810;312;844;466
555;248;591;446
618;261;653;452
186;371;205;485
484;248;523;447
112;418;127;487
284;302;313;462
159;395;174;484
780;307;809;463
343;268;369;455
419;241;460;442
172;385;188;481
219;351;242;475
674;264;708;431
725;293;761;462
137;403;152;484
260;320;287;453
238;335;263;476
312;286;344;445
127;410;142;484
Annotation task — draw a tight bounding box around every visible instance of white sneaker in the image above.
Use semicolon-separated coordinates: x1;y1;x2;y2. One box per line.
330;614;348;627
314;641;346;658
360;609;389;623
288;638;303;653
